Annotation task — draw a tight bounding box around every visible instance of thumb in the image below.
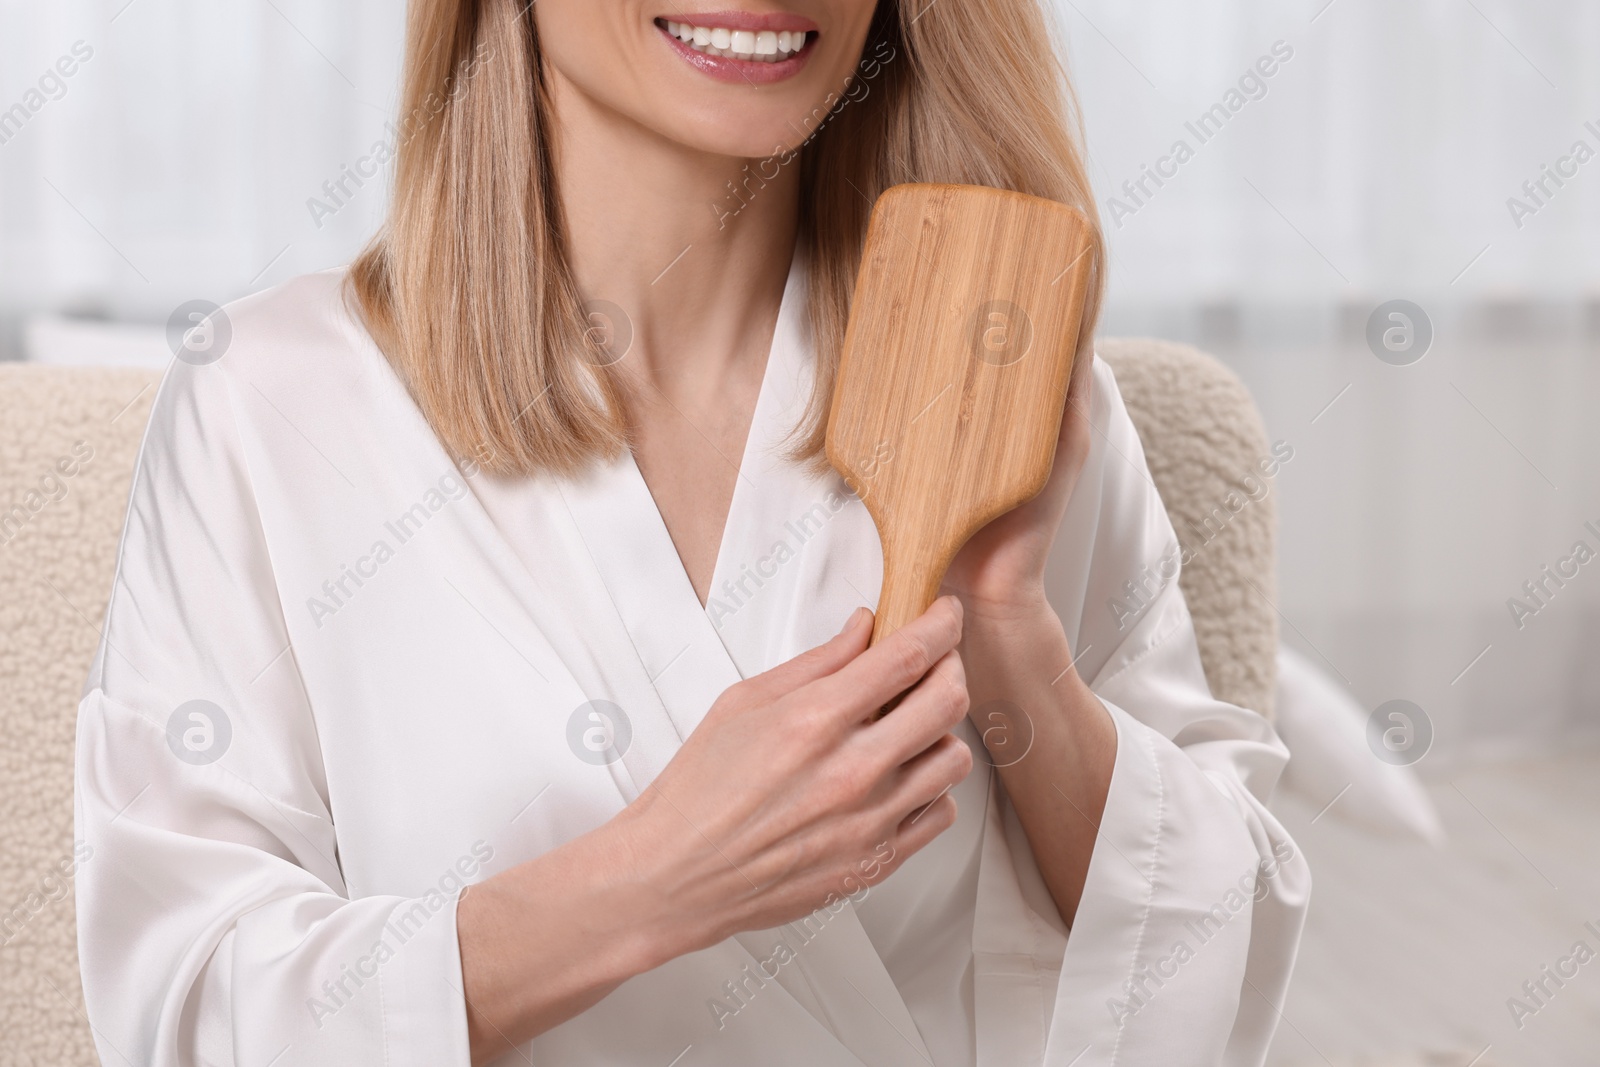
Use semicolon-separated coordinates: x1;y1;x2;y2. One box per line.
746;606;873;698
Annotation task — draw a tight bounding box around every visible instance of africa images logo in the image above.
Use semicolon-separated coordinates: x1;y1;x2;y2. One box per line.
566;700;632;766
165;700;232;765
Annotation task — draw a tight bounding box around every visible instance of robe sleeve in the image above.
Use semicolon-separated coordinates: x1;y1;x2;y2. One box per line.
1041;356;1312;1066
74;358;473;1066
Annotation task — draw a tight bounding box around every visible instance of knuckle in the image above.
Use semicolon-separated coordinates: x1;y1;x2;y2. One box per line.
922;792;958;827
919;664;967;727
889;632;935;680
821;757;875;806
772;716;809;756
781;701;832;750
943;618;963;652
943;649;968;690
772;835;816;881
818;823;872;880
792;643;835;674
839;810;885;855
940;673;970;723
938;598;964;643
945;735;975;781
781;695;820;730
723;675;769;712
703;692;741;726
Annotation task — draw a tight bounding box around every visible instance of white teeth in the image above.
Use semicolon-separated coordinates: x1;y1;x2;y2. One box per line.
663;20;808;61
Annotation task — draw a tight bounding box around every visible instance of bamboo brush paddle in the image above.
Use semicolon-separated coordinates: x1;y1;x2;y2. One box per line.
826;183;1096;649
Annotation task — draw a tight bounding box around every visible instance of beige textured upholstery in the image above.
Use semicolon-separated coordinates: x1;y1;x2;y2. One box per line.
1;366;161;1066
1097;337;1280;720
0;340;1276;1062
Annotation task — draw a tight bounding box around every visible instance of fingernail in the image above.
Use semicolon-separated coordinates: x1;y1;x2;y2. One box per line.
839;606;866;635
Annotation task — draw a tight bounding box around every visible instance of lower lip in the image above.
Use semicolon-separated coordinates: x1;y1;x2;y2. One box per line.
658;25;816;84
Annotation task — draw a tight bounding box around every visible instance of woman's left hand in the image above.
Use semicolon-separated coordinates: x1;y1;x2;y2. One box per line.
938;347;1116;929
941;346;1096;622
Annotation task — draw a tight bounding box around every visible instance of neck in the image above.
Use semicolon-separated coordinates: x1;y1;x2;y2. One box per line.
546;68;800;398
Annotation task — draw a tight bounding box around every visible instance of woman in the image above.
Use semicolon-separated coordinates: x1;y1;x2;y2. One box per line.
75;1;1308;1064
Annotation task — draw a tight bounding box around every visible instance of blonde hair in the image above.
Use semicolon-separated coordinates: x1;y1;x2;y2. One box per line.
349;0;1104;476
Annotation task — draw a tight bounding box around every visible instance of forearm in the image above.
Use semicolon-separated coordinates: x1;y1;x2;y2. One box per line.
456;809;682;1064
960;595;1117;926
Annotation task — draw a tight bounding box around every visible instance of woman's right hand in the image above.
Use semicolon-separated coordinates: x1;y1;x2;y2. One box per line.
619;595;974;956
458;597;972;1063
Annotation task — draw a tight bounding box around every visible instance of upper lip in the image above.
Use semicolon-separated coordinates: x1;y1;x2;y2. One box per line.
657;10;820;33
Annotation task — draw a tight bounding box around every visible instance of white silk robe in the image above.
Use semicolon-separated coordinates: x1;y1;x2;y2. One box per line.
75;259;1309;1067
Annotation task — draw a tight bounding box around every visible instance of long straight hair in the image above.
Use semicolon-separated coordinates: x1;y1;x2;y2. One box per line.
349;0;1105;477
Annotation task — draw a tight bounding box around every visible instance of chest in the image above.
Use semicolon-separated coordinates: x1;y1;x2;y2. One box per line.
258;398;881;898
625;373;763;606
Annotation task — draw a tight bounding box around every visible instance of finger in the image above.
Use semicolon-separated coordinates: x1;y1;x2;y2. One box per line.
742;606;872;703
1063;346;1095;425
848;792;958;893
890;792;959;861
908;730;975;779
874;732;973;825
1041;351;1095;511
861;648;968;768
813;596;963;720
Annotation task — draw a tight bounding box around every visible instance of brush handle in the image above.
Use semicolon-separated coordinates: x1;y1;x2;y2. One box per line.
869;542;952;648
866;544;958;718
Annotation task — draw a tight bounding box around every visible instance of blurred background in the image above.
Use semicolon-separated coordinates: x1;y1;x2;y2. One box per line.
2;0;1597;1063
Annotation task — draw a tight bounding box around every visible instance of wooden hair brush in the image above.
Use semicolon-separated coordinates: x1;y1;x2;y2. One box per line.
826;183;1096;648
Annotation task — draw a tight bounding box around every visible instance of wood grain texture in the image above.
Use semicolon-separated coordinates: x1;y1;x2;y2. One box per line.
826;184;1095;646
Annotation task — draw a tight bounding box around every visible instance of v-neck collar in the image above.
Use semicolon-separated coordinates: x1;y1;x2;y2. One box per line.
703;248;813;624
556;246;810;741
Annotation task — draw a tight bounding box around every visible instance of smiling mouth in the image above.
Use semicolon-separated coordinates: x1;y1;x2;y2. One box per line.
657;18;815;62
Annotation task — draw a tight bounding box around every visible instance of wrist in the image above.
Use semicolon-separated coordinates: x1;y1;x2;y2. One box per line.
957;590;1065;664
957;595;1100;735
948;580;1054;630
597;799;714;973
456;818;679;1056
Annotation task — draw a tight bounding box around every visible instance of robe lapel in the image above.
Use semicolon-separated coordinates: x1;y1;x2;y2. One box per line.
703;253;883;665
732;910;937;1067
551;247;819;756
326;328;672;819
555;457;743;788
367;443;678;808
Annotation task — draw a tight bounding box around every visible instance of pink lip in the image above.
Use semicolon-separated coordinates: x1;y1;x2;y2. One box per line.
656;16;818;84
659;10;819;33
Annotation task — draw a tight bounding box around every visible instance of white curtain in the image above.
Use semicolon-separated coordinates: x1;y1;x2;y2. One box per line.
1060;0;1600;303
3;0;1596;751
6;1;1599;314
1055;0;1600;756
0;0;404;323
